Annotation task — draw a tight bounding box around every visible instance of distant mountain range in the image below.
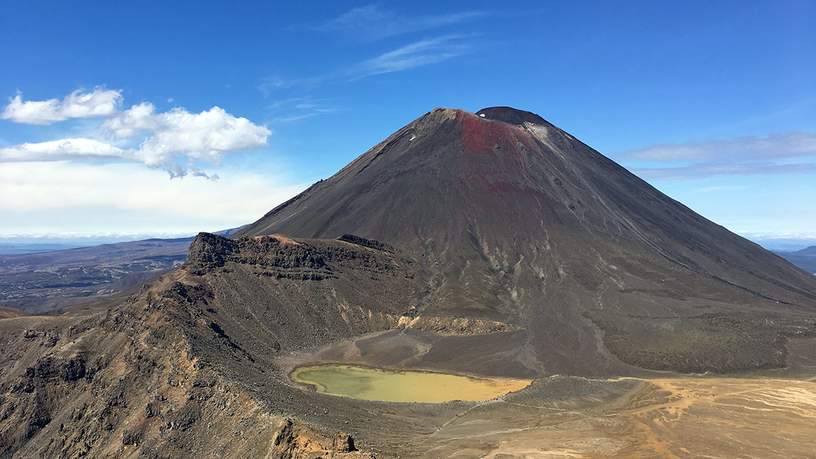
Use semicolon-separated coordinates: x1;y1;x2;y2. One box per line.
0;242;87;255
0;228;245;255
0;234;192;255
777;246;816;274
798;246;816;256
0;237;191;314
0;227;243;314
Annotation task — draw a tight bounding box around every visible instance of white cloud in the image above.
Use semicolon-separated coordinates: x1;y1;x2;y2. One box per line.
625;132;816;179
259;35;474;95
313;4;487;41
133;106;270;169
1;88;122;124
258;76;324;96
101;102;159;138
352;35;471;78
0;93;271;177
0;138;126;162
264;97;340;123
636;162;816;179
0;161;307;235
627;132;816;161
0;87;294;236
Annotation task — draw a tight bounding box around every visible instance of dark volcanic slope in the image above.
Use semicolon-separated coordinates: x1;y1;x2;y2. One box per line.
238;106;816;374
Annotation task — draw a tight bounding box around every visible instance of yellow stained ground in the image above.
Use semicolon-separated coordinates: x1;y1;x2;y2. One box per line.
426;377;816;458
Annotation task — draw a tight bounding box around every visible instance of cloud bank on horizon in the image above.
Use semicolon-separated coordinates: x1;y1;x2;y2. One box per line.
1;88;270;179
0;159;307;237
628;132;816;180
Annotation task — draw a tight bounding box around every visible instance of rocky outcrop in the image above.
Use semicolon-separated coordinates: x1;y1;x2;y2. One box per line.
187;232;240;273
396;314;518;336
187;233;406;281
337;234;394;253
270;419;370;458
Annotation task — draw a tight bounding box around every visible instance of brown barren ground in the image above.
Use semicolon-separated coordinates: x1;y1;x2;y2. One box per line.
407;377;816;458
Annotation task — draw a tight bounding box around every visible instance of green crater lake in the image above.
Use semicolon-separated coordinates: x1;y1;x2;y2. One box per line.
290;364;532;403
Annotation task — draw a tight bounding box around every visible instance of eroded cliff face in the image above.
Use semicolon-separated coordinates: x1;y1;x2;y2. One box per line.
0;231;539;457
0;239;385;458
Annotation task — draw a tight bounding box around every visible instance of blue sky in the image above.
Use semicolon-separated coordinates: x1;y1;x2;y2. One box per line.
0;1;814;244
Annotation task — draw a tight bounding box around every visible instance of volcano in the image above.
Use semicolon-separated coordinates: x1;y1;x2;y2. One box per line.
237;106;816;374
2;107;816;458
